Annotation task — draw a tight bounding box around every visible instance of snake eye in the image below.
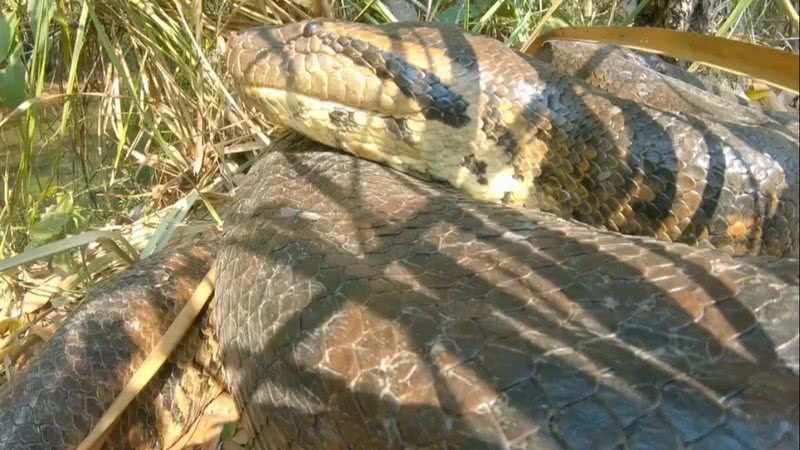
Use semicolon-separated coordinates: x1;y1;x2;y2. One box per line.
303;21;319;38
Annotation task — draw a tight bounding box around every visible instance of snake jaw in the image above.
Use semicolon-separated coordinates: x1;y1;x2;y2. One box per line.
228;20;542;207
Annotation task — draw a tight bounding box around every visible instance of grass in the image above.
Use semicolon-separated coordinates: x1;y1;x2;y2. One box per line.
0;0;797;440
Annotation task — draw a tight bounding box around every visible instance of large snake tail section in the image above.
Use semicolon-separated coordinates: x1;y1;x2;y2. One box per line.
0;238;220;450
216;142;799;450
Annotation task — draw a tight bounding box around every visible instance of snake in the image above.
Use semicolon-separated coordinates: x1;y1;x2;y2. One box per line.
229;20;799;257
1;19;798;450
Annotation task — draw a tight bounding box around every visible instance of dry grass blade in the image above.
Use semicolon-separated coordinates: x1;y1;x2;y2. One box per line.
0;94;69;129
0;230;138;274
524;26;800;94
0;309;51;361
520;0;565;49
684;0;756;73
140;189;200;258
58;0;91;135
781;0;799;28
75;265;217;450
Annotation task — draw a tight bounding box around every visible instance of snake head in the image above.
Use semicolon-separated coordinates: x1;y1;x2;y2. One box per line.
226;19;481;127
226;20;544;207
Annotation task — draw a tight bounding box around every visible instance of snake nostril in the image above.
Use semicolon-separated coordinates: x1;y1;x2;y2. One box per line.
303;21;319;38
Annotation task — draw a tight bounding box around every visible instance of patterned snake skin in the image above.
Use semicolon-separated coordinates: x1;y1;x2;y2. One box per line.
1;22;799;450
215;143;799;450
1;141;798;449
0;240;222;449
228;20;799;256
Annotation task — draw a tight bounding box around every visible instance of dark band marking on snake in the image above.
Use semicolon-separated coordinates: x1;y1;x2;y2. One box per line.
385;117;415;144
298;21;471;128
230;20;798;256
461;154;489;185
329;109;357;131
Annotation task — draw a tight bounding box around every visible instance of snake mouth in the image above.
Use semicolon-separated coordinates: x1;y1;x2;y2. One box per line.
227;20;473;129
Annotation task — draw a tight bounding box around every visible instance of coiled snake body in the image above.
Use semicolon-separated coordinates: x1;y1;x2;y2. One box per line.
230;20;799;257
1;20;799;450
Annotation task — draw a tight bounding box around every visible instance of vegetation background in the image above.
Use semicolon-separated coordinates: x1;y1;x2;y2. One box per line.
0;0;797;422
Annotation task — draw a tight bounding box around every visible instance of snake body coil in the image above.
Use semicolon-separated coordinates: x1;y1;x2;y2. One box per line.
229;20;800;256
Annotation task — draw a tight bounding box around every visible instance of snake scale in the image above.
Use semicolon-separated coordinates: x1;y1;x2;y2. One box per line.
230;20;799;257
1;20;799;450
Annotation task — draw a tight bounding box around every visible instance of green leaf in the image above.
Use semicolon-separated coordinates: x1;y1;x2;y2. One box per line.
0;15;13;63
0;52;26;108
439;0;493;25
438;0;468;24
221;423;237;440
27;0;55;37
28;192;75;247
473;0;511;33
540;16;571;35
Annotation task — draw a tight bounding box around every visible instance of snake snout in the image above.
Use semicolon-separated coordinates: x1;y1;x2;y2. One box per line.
228;21;430;123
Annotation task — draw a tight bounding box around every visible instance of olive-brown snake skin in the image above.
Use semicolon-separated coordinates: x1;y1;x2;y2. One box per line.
229;20;799;257
1;20;798;450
